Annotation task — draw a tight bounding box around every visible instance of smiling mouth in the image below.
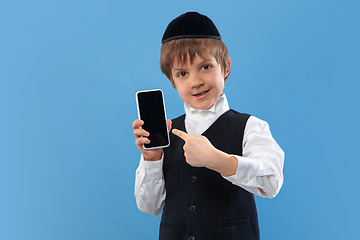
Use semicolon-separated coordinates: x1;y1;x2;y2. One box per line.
193;90;210;96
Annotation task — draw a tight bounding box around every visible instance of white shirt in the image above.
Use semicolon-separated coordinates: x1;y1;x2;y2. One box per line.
134;94;284;216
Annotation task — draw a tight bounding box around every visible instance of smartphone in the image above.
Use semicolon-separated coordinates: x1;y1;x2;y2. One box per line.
136;89;170;150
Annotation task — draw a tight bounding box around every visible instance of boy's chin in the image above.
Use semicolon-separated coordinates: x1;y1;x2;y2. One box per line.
190;102;215;110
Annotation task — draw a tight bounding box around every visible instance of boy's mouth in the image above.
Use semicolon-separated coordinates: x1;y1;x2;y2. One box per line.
193;89;210;98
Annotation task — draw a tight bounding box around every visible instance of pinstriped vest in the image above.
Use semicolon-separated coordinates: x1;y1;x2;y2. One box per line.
160;110;260;240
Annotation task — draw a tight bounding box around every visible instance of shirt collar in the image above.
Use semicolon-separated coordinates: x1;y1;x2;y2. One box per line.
184;93;230;121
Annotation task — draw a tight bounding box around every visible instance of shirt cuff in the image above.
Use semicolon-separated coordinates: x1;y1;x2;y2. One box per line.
141;154;164;180
223;155;258;187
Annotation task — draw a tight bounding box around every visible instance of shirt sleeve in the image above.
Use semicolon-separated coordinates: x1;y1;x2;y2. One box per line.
134;154;166;216
223;116;284;198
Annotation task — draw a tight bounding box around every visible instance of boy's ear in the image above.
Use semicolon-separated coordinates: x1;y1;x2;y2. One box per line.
225;56;231;78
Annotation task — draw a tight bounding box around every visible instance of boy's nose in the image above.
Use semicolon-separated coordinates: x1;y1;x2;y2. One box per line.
190;76;204;88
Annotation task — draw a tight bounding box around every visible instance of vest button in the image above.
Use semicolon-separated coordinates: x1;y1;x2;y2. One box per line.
191;176;197;183
188;237;195;240
189;205;196;212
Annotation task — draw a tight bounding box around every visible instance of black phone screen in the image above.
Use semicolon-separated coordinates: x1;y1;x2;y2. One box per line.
136;90;170;149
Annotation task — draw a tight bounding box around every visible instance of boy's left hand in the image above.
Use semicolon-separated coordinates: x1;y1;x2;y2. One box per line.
172;129;238;177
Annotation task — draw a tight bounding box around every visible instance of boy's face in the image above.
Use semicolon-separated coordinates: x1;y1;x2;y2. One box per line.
171;54;230;110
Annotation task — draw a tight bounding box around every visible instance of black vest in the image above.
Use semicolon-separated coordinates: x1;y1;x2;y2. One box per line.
161;110;260;240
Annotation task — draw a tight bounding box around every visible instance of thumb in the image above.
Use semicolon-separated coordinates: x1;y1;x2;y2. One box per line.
167;119;172;132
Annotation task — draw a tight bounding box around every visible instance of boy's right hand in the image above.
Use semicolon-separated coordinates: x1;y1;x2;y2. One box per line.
132;119;172;161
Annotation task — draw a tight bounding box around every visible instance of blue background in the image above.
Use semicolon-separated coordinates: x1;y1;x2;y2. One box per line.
1;0;359;239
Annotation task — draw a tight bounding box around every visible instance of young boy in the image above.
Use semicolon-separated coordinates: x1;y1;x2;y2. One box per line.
133;12;284;240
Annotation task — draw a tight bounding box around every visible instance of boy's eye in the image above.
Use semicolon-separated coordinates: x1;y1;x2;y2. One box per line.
177;72;187;78
202;65;211;70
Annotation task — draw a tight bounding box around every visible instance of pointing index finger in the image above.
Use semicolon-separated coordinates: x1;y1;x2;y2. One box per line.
172;129;191;142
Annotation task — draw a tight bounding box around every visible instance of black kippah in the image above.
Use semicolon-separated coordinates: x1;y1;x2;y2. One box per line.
161;12;221;43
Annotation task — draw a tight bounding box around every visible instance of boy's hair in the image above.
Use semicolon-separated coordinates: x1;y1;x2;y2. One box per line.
160;38;230;88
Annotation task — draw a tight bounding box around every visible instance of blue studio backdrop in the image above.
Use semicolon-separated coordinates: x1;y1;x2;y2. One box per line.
1;0;359;239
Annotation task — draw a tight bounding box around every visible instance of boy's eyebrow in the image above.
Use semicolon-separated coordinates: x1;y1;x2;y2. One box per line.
172;58;214;72
171;66;185;73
